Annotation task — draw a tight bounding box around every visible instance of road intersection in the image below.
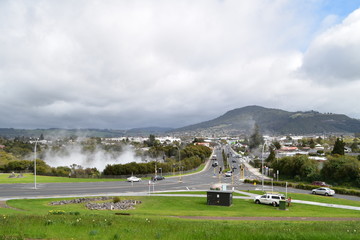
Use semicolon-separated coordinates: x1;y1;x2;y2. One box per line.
1;146;359;211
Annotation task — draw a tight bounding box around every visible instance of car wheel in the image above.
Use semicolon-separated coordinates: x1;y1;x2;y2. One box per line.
312;191;316;195
272;202;277;207
325;193;328;196
255;200;260;204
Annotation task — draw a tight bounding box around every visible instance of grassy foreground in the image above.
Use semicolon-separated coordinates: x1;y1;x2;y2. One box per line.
1;196;359;239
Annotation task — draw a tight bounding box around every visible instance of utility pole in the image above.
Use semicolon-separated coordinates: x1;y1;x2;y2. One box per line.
33;138;39;190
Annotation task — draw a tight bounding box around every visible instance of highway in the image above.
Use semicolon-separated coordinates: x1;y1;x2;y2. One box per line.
1;145;359;202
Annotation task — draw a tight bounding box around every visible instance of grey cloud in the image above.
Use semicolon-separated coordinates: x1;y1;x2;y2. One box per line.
1;1;360;129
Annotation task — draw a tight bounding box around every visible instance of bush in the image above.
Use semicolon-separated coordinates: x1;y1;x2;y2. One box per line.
113;196;121;203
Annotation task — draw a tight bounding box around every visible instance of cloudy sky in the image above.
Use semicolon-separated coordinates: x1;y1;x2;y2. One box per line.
1;0;360;129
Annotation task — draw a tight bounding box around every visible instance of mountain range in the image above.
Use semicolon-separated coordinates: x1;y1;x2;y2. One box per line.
172;105;360;135
1;106;360;138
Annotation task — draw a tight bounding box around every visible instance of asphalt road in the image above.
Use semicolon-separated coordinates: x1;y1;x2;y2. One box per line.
1;146;359;202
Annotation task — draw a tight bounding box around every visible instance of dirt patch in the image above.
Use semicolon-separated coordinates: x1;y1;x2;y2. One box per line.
173;216;360;221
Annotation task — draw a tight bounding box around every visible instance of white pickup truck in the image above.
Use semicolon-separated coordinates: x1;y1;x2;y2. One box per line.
254;193;286;207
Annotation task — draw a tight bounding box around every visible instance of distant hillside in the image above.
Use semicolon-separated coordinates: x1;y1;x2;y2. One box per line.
172;105;360;135
2;106;359;138
124;127;174;136
0;127;173;139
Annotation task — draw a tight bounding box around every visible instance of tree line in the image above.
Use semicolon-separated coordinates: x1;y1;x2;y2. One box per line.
270;154;360;187
103;144;212;176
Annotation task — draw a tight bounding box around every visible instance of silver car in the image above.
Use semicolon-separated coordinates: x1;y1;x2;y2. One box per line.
311;187;335;196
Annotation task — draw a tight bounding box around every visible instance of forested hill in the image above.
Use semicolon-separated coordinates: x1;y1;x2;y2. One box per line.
1;106;360;137
172;105;360;135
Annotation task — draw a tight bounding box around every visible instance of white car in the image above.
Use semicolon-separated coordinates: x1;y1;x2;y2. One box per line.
311;187;335;196
225;171;232;177
127;176;142;182
254;193;286;207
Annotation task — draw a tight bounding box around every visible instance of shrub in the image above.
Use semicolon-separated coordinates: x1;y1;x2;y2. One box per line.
113;196;121;203
48;210;65;215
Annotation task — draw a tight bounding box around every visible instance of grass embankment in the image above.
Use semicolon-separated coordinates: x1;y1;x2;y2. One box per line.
0;173;125;184
0;196;359;239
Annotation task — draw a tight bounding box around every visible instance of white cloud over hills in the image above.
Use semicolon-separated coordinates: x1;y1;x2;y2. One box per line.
0;0;360;129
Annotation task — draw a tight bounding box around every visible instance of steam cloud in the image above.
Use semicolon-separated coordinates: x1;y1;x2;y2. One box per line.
43;144;142;172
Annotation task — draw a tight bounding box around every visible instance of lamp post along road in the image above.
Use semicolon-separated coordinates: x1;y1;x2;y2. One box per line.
261;142;266;192
175;145;182;183
34;138;39;190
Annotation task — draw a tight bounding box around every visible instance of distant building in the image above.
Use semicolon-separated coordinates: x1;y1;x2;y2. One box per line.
279;146;298;151
315;144;324;150
194;142;210;147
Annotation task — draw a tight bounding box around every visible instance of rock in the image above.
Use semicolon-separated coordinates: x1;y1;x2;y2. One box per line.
50;197;112;205
85;200;142;210
49;197;142;210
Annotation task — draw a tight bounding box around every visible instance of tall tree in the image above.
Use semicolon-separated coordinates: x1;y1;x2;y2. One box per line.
350;138;359;153
331;138;345;155
249;124;264;150
309;138;315;149
265;147;276;165
272;141;281;150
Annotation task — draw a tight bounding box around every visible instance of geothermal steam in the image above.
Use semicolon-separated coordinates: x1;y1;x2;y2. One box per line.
44;144;142;172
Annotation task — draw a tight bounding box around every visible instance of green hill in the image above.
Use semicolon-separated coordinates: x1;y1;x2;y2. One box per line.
172;106;360;135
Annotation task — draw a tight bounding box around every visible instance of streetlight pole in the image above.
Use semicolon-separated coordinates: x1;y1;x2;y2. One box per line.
261;142;266;192
34;138;39;190
174;145;182;183
159;168;162;177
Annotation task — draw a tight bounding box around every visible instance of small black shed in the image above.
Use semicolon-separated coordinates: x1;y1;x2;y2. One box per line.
207;190;233;206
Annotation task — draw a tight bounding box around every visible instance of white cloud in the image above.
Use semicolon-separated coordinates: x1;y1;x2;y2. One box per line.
0;1;359;129
300;8;360;83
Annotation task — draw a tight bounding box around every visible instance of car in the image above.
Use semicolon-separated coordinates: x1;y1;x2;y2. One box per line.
225;171;232;177
127;176;142;182
254;193;286;207
312;181;331;187
212;161;218;167
311;187;335;196
152;175;165;181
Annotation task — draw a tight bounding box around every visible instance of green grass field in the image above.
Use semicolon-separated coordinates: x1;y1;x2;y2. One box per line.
0;173;125;183
0;195;359;239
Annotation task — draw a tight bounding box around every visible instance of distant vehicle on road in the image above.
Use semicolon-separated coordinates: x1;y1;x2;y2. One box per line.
254;193;285;207
311;187;335;196
127;176;142;182
312;181;331;187
212;161;218;167
152;175;165;181
225;171;232;177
